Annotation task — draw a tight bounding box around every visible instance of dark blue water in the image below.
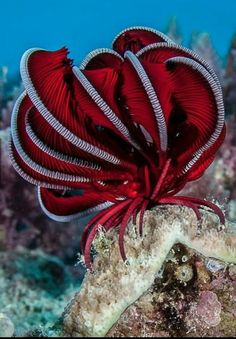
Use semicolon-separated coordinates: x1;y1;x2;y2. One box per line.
1;0;236;77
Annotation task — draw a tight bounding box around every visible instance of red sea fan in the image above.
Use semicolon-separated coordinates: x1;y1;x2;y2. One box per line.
9;27;226;269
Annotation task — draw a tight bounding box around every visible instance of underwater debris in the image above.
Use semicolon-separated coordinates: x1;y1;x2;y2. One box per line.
205;258;227;273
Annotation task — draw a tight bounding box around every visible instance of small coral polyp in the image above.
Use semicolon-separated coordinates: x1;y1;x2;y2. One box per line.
10;26;226;269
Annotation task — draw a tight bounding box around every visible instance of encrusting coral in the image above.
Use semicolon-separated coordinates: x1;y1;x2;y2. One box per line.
62;205;236;337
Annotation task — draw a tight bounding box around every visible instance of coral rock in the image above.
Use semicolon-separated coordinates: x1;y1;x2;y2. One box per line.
188;291;221;328
62;206;236;337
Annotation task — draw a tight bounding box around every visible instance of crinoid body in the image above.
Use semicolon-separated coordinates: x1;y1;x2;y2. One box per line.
10;26;226;270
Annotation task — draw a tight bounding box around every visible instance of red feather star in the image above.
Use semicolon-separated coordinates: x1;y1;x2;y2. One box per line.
10;26;226;270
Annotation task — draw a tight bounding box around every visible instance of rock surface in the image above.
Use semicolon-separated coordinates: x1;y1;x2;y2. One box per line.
62;206;236;337
107;247;236;337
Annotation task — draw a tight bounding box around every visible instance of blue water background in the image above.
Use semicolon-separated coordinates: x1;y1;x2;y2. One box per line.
1;0;236;78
